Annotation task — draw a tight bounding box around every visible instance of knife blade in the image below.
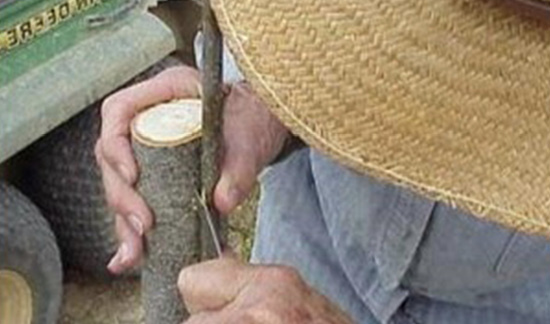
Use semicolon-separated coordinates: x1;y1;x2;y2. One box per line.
196;190;224;258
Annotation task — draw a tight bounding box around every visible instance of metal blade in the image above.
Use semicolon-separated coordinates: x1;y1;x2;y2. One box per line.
196;190;223;258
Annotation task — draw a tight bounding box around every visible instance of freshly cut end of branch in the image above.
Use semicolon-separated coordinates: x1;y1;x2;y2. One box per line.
131;99;202;147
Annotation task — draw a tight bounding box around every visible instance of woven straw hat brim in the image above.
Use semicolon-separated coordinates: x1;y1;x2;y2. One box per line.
212;0;550;237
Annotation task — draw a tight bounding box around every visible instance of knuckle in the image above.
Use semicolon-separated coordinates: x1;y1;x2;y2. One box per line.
239;305;281;324
101;93;131;119
102;138;117;156
262;266;302;286
106;192;123;211
102;138;126;165
177;268;188;292
100;96;116;119
139;211;153;231
177;267;196;298
171;66;199;81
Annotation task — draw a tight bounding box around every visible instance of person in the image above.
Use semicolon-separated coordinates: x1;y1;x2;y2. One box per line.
95;0;550;323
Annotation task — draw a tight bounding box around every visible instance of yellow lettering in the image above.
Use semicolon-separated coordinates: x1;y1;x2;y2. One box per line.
46;8;57;26
0;0;104;55
0;33;8;52
34;15;45;34
6;29;18;48
19;21;33;42
59;2;70;20
75;0;88;10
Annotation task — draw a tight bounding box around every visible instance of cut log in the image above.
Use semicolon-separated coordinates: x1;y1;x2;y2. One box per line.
131;99;202;324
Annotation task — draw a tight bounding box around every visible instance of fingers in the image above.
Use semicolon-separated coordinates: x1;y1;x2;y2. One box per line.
99;66;201;185
212;84;263;214
96;66;201;273
107;214;144;273
178;257;256;314
98;151;153;231
213;82;289;215
97;149;152;273
214;151;258;215
95;137;137;185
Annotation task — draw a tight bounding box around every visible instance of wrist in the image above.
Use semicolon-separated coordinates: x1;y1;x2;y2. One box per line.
269;133;305;165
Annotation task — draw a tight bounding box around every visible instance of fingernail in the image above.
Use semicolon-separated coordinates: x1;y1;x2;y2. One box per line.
128;214;144;236
228;186;243;207
117;164;133;183
107;253;119;270
107;244;125;270
218;175;239;206
118;242;129;264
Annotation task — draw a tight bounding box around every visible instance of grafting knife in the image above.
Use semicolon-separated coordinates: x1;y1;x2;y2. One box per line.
196;190;224;258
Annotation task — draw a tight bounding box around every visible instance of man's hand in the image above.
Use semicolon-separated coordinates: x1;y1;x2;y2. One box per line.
95;66;289;273
213;81;289;215
178;258;354;324
96;66;201;273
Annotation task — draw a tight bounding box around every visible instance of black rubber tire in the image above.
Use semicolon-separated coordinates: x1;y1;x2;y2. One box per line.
15;57;183;277
17;103;118;277
0;182;63;324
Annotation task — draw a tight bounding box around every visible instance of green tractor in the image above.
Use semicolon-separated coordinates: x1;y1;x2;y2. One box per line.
0;0;199;322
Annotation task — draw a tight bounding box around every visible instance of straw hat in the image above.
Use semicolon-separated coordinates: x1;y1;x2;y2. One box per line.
211;0;550;237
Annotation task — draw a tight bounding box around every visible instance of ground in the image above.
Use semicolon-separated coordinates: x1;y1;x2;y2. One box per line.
59;273;143;324
59;187;258;324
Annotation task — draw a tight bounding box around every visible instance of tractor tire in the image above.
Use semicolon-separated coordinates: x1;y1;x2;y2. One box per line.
0;182;62;324
17;103;118;277
16;56;183;277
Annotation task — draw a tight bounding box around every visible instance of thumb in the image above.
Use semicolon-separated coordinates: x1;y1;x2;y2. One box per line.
214;151;258;215
178;257;256;314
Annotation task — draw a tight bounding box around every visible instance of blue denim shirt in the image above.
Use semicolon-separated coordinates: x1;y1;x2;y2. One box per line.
255;149;550;323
